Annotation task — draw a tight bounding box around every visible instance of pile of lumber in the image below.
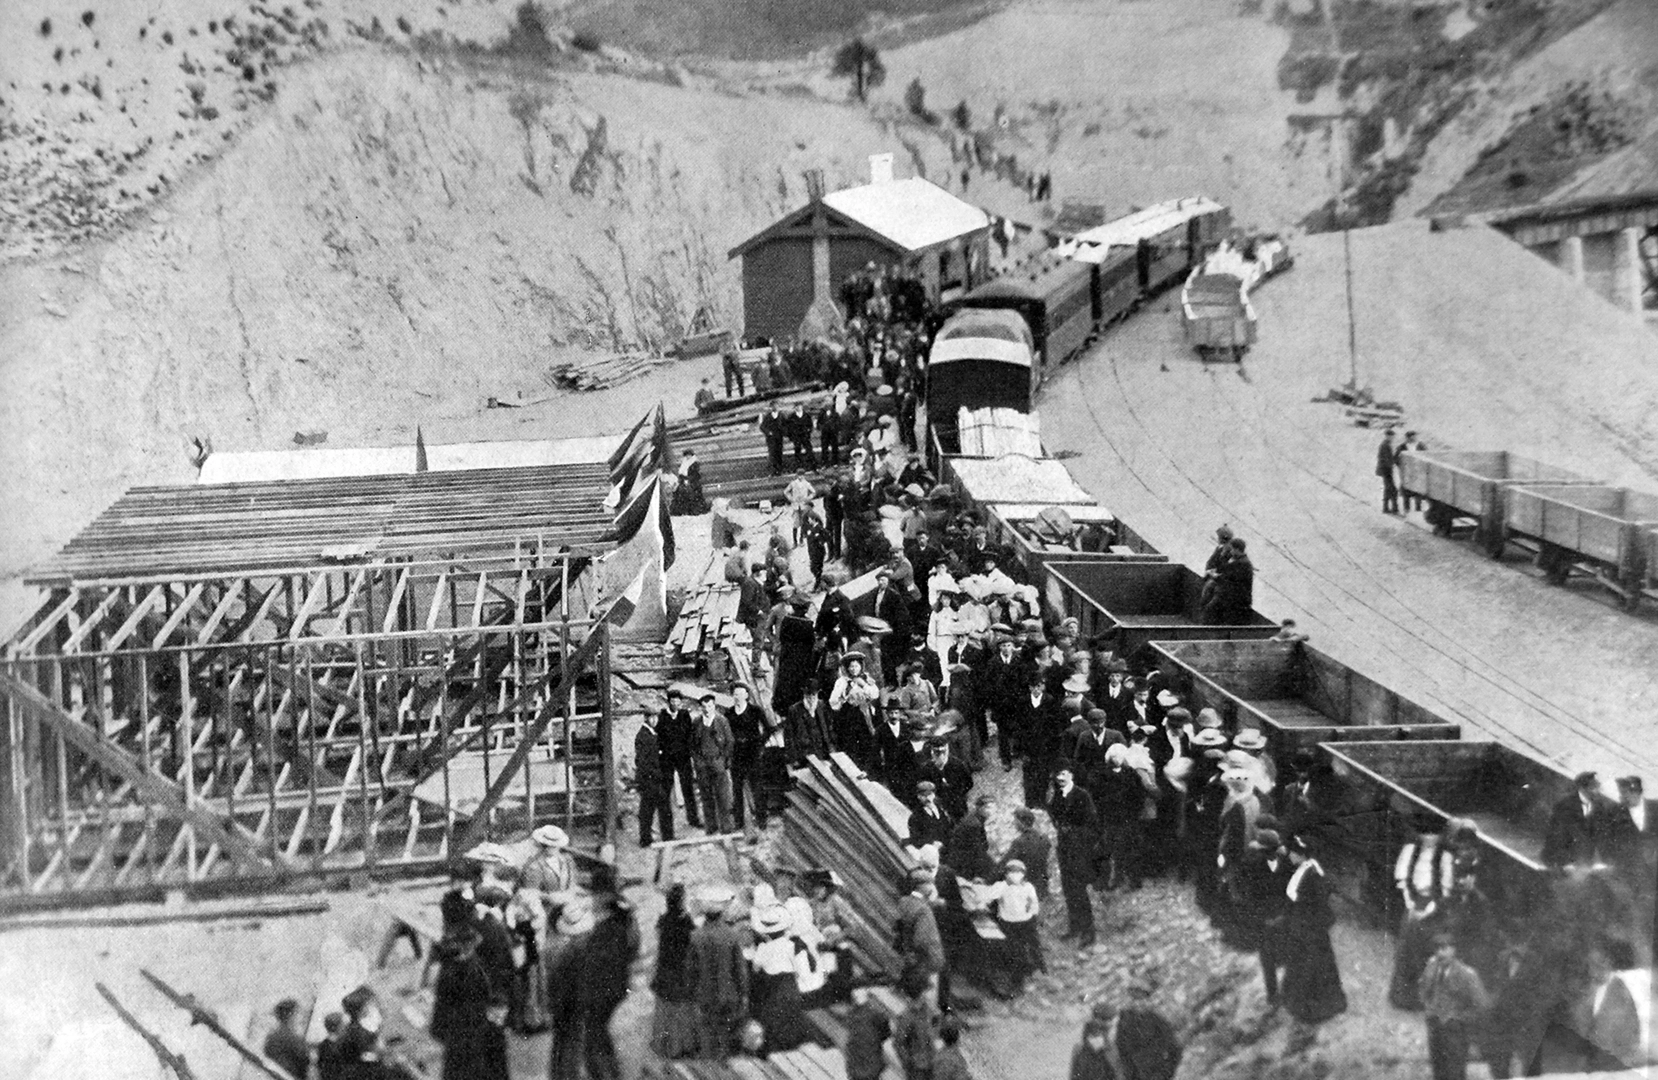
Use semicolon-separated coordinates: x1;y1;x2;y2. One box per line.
668;555;752;662
956;406;1043;458
546;352;677;391
772;753;918;980
667;388;836;505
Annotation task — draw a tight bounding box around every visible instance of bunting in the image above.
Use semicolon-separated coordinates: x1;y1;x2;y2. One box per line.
607;410;651;474
605;405;673;510
414;425;429;473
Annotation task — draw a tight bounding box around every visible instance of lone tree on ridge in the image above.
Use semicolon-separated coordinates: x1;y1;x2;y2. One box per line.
832;38;886;103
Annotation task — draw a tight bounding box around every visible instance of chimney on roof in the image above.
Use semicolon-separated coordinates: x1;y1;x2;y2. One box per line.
804;168;826;202
869;153;895;185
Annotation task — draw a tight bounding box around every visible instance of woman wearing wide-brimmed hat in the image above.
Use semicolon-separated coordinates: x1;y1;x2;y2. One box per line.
522;824;577;906
829;652;880;773
750;903;809;1051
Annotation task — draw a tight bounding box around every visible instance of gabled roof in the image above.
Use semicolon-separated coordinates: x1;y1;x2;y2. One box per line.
729;177;989;258
822;177;990;252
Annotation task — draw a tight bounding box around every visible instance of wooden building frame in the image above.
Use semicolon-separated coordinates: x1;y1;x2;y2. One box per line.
0;463;626;905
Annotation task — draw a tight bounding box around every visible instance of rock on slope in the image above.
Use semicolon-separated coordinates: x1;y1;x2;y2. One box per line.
0;47;963;586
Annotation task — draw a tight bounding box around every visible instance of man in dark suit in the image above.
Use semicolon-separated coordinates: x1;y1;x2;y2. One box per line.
1014;674;1068;808
759;405;787;475
657;689;701;831
1599;774;1654;893
1541;771;1606;870
984;636;1031;770
1048;763;1099;948
915;738;974;822
1377;429;1399;513
635;707;671;846
1237;827;1294;1002
726;684;766;831
907;781;954;848
783;680;835;765
787;403;817;469
871;569;911;683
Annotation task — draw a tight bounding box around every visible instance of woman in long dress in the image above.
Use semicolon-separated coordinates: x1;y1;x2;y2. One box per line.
1280;835;1348;1024
650;884;701;1059
749;904;809;1051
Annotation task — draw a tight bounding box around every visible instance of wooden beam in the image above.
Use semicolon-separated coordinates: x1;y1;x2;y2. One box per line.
287;572;330;641
234;582;284;644
0;673;281;875
152;583;207;649
139;970;299;1080
425;571;449;632
324;568;370;637
95;983;199;1080
381;567;411;634
104;585;167;651
61;589;126;653
470;572;487;630
15;590;82;654
195;579;248;646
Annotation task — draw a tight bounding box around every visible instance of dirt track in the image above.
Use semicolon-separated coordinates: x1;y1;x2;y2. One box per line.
1041;219;1658;786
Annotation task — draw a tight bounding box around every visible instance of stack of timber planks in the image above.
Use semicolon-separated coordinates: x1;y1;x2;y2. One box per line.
668;554;751;663
547;352;678;391
773;753;918;980
666;389;835;506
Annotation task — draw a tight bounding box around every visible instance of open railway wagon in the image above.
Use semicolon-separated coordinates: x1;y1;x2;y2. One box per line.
984;502;1165;580
1317;741;1617;921
0;465;623;907
1397;449;1599;557
1502;483;1658;610
1180;270;1255;363
1148;639;1461;762
1042;560;1276;669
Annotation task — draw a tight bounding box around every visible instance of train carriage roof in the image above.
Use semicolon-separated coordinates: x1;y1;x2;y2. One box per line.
1060;196;1227;263
929;308;1035;368
965;255;1094;304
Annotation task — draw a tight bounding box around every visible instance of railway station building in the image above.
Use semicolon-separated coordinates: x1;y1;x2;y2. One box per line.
728;157;992;342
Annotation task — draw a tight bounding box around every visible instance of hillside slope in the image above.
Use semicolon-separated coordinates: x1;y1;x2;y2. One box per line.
0;47;979;587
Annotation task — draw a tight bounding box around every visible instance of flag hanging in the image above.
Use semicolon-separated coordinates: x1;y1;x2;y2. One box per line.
608;410;651;474
604;473;675;571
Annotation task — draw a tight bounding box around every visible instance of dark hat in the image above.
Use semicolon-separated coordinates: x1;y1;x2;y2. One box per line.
1573;770;1599;790
1616;775;1644;790
1106;658;1130;674
1254;828;1282;850
1215;524;1234;542
341;986;375;1017
1086;708;1108;723
1164;706;1192;723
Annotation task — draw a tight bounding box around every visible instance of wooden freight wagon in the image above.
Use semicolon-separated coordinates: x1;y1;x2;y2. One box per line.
1503;483;1658;610
1318;741;1585;919
1180;270;1255;363
1149;639;1460;760
1043;560;1276;668
984;502;1165;581
1397;449;1599;557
